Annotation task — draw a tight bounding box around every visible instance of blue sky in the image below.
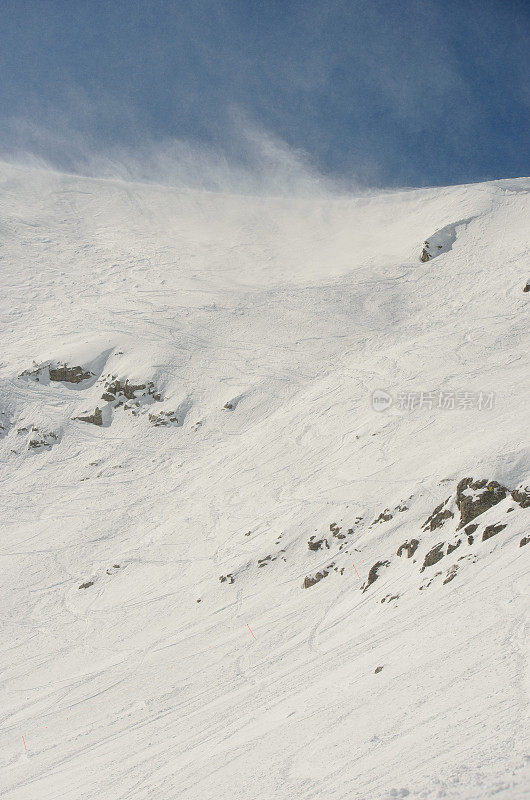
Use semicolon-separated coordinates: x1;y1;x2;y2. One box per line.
0;0;528;190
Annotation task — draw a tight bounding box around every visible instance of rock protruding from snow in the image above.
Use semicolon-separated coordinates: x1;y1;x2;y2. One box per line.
148;410;180;427
75;408;103;426
420;543;445;572
423;498;453;531
49;364;94;383
303;565;334;588
396;539;419;558
362;560;391;592
482;523;507;541
511;486;530;508
20;361;94;384
101;377;162;405
419;217;475;262
456;478;507;528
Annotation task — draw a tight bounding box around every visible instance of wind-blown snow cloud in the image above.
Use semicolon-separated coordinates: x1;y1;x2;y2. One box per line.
0;0;527;189
0;109;339;196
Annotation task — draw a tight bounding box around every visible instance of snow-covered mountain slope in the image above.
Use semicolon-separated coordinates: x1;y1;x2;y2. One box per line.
0;161;529;800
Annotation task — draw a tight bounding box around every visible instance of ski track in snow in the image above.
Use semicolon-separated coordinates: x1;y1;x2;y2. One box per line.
0;163;529;799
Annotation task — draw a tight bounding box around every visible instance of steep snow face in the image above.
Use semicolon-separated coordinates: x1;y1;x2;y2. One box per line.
0;162;529;800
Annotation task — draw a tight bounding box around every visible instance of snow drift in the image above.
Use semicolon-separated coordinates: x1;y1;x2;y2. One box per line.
0;162;529;800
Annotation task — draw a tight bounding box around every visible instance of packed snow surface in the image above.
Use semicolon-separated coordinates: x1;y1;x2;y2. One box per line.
0;162;529;799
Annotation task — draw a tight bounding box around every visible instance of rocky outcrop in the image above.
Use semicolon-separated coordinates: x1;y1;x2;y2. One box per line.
372;509;393;525
446;539;461;555
482;523;506;542
362;560;390;592
329;522;346;539
148;410;179;426
420;543;445;572
303;567;333;589
464;523;478;544
28;428;59;450
75;408;103;426
101;378;161;404
308;537;328;551
443;564;459;584
511;487;530;508
423;499;453;531
49;364;93;383
20;361;93;383
456;478;507;528
396;539;419;558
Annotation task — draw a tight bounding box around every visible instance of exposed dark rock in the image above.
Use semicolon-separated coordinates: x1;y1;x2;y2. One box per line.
447;539;461;555
374;666;384;674
456;478;507;528
423;499;454;531
101;378;161;404
419;570;443;590
303;566;333;588
464;523;478;544
396;504;409;512
420;543;445;572
372;509;393;525
524;282;530;293
257;555;273;567
520;537;530;547
482;523;507;541
49;364;93;383
28;429;58;450
443;565;459;584
79;581;94;589
511;488;530;508
420;246;431;262
148;410;179;426
75;408;103;426
396;539;419;558
308;537;328;551
381;593;399;603
219;574;235;584
19;363;43;381
223;402;233;410
362;560;391;592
